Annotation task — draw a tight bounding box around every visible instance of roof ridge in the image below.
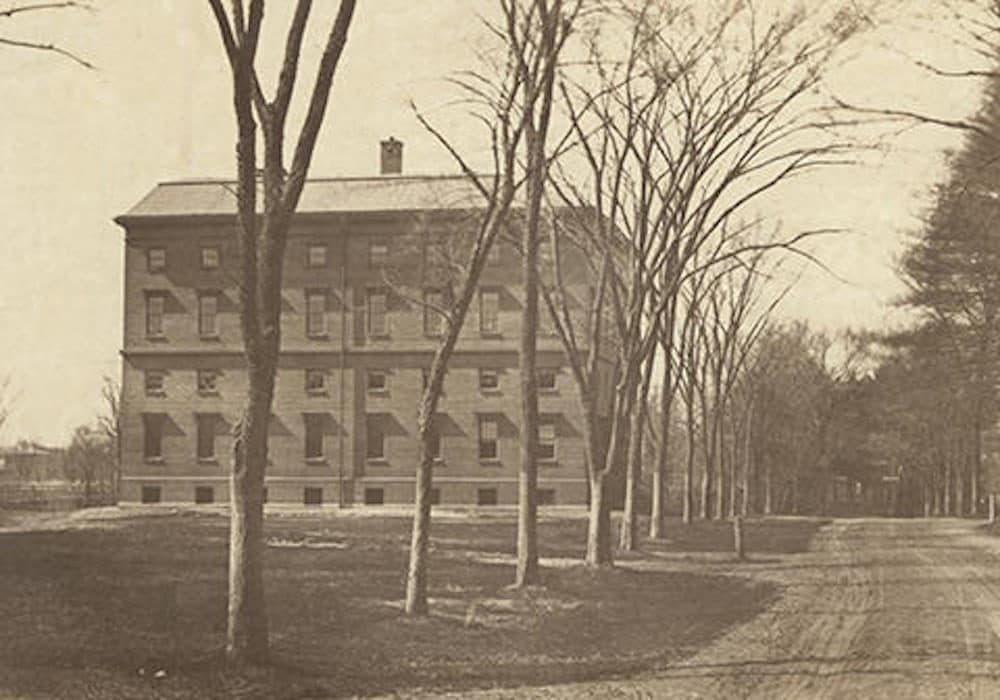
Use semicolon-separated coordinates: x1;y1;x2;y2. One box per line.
160;173;474;186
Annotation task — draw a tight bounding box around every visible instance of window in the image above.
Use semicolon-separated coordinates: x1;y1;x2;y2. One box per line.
196;414;216;461
141;485;161;504
197;369;218;395
304;487;323;506
538;418;556;461
148;247;166;272
368;290;387;337
146;292;165;337
194;486;215;504
477;487;498;506
479;289;499;334
538;237;553;266
305;369;327;395
201;246;220;270
367;370;388;393
198;293;219;338
304;413;325;461
143;414;164;461
369;241;388;267
366;417;385;461
427;427;442;462
538;369;557;391
430;487;441;505
538;488;556;506
479;369;500;392
364;488;385;505
306;290;327;337
478;417;498;461
307;244;327;268
144;370;165;396
424;289;444;337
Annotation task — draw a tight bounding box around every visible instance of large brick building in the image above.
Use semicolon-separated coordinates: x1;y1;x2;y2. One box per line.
116;141;594;507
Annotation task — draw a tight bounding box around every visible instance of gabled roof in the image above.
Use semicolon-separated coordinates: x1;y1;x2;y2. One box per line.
117;174;490;224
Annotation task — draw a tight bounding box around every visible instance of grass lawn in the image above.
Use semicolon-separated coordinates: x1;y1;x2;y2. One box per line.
0;507;826;699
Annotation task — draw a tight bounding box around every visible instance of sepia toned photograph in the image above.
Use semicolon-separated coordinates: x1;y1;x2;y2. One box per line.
3;1;1000;698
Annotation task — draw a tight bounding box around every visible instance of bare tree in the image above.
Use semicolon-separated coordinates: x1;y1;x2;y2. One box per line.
544;0;860;560
401;0;585;605
648;285;679;539
398;160;519;616
0;376;13;440
63;423;113;506
511;0;582;588
0;1;92;67
97;375;121;503
207;0;357;666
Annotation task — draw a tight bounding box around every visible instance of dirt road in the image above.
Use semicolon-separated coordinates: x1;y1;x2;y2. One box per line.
423;518;1000;699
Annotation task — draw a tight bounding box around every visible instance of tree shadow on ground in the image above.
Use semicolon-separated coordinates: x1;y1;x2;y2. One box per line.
0;510;828;699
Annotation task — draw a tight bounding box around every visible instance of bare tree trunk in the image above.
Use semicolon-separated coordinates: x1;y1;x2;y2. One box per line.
683;432;695;524
227;397;270;664
944;464;955;515
741;405;754;517
621;342;655;551
515;163;541;589
764;463;773;516
933;472;942;516
699;402;717;520
619;401;643;551
715;413;726;519
514;262;540;586
728;421;738;518
405;441;435;614
683;382;696;525
956;459;966;518
971;424;980;516
650;362;672;539
700;461;712;519
587;471;613;566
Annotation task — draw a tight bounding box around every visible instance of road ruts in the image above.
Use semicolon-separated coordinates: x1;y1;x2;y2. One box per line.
404;518;1000;699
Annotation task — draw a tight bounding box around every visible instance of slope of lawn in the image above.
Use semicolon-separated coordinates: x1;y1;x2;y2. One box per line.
0;507;826;699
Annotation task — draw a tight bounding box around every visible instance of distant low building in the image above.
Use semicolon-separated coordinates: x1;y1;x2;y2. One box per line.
0;442;65;483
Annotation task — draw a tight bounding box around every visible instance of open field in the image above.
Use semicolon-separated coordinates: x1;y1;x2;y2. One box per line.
0;507;825;699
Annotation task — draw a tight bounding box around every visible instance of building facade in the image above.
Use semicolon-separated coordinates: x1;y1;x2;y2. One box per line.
116;143;594;506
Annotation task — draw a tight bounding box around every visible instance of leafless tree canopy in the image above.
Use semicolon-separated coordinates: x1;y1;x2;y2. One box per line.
0;2;93;67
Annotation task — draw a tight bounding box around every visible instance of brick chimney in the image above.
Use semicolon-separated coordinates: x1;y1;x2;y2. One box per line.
380;137;403;175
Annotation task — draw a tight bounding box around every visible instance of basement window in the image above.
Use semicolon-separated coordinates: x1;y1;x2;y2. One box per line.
194;486;214;504
306;369;327;395
479;369;500;392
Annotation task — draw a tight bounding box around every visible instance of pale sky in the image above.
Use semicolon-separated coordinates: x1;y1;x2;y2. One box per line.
0;1;986;444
